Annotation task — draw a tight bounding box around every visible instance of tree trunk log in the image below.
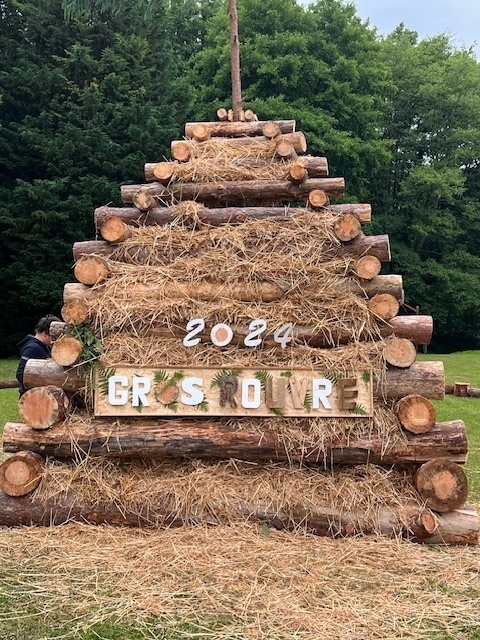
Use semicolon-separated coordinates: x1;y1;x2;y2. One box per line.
377;361;445;400
395;395;436;434
22;359;444;400
51;336;84;367
63;275;403;304
288;162;308;183
384;338;417;368
120;178;345;205
367;294;400;321
454;382;470;397
94;203;370;229
229;0;242;120
355;256;382;280
468;387;480;398
333;213;362;241
73;233;389;266
0;379;20;389
18;386;69;430
61;298;89;326
100;216;132;243
2;419;468;466
184;120;295;138
415;459;468;513
0;452;45;496
308;189;329;208
0;487;475;544
74;256;110;285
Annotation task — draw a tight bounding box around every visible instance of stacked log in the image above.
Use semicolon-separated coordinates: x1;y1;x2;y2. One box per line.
1;116;477;544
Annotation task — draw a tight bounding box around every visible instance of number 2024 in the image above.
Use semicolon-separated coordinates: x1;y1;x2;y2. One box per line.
183;319;294;349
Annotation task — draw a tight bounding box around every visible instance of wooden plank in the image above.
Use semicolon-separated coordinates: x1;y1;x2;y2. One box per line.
94;366;373;418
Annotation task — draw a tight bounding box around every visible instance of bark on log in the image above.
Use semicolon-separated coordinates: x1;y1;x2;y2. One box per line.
0;379;20;389
23;359;444;400
2;419;467;466
74;256;110;285
467;387;480;398
377;361;445;400
18;386;69;430
184;120;296;138
51;336;84;367
384;338;417;368
0;452;45;496
63;275;403;304
395;395;436;434
415;459;468;513
454;382;470;397
120;178;345;205
0;489;475;544
94;203;370;229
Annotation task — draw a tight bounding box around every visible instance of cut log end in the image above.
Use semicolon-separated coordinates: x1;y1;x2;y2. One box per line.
275;139;295;159
61;298;89;326
100;216;131;243
288;163;308;184
355;255;382;280
367;294;400;321
171;141;191;162
262;121;281;139
133;190;155;212
74;256;110;286
415;460;468;513
395;394;436;433
217;108;228;121
385;337;417;368
308;189;328;208
51;336;84;367
0;452;45;496
333;213;362;242
153;162;176;184
18;385;70;430
191;123;211;142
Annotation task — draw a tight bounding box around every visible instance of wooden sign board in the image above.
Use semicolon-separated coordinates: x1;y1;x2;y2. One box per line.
94;366;373;418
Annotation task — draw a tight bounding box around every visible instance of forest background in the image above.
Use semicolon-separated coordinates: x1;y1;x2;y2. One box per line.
1;0;480;355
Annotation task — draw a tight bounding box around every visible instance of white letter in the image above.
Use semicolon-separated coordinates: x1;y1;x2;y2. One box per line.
108;375;128;405
312;378;332;409
181;377;204;405
242;378;261;408
132;376;151;407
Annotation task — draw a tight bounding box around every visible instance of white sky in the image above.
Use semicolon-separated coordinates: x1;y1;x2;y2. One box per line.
351;0;479;57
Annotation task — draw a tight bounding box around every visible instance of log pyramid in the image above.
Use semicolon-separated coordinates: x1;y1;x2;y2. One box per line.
2;115;478;544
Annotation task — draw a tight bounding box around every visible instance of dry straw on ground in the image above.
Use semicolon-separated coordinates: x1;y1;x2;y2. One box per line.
0;521;478;639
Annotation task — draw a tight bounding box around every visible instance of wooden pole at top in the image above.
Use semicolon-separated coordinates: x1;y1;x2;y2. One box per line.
229;0;243;121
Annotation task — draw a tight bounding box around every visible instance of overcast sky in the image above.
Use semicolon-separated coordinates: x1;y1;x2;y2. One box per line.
351;0;479;56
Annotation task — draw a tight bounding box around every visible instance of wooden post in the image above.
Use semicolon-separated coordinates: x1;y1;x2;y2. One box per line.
229;0;242;121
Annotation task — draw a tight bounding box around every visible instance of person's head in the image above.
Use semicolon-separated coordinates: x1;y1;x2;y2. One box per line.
34;314;60;346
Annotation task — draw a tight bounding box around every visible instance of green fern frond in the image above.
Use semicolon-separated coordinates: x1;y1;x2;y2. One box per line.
349;404;368;416
210;370;241;388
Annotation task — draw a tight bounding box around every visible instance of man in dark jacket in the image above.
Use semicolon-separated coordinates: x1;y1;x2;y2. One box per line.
16;315;60;395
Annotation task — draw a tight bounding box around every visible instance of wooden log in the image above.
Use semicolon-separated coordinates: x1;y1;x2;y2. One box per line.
190;123;211;142
333;213;362;242
378;361;445;400
262;121;281;139
22;359;444;401
467;387;480;398
145;156;329;182
94;203;370;230
454;382;470;397
288;162;308;184
384;338;417;368
308;189;328;208
217;108;228;121
355;256;382;280
133;190;155;212
120;178;345;205
244;109;256;122
18;386;69;430
0;488;475;543
415;459;468;513
367;294;400;321
2;419;467;466
0;379;20;389
23;359;86;394
74;256;110;285
184;120;296;138
274;139;296;159
171;141;191;162
63;275;403;305
51;336;84;367
73;240;115;260
100;216;132;243
395;395;436;434
0;452;44;496
49;321;72;341
61;298;89;326
445;384;455;395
